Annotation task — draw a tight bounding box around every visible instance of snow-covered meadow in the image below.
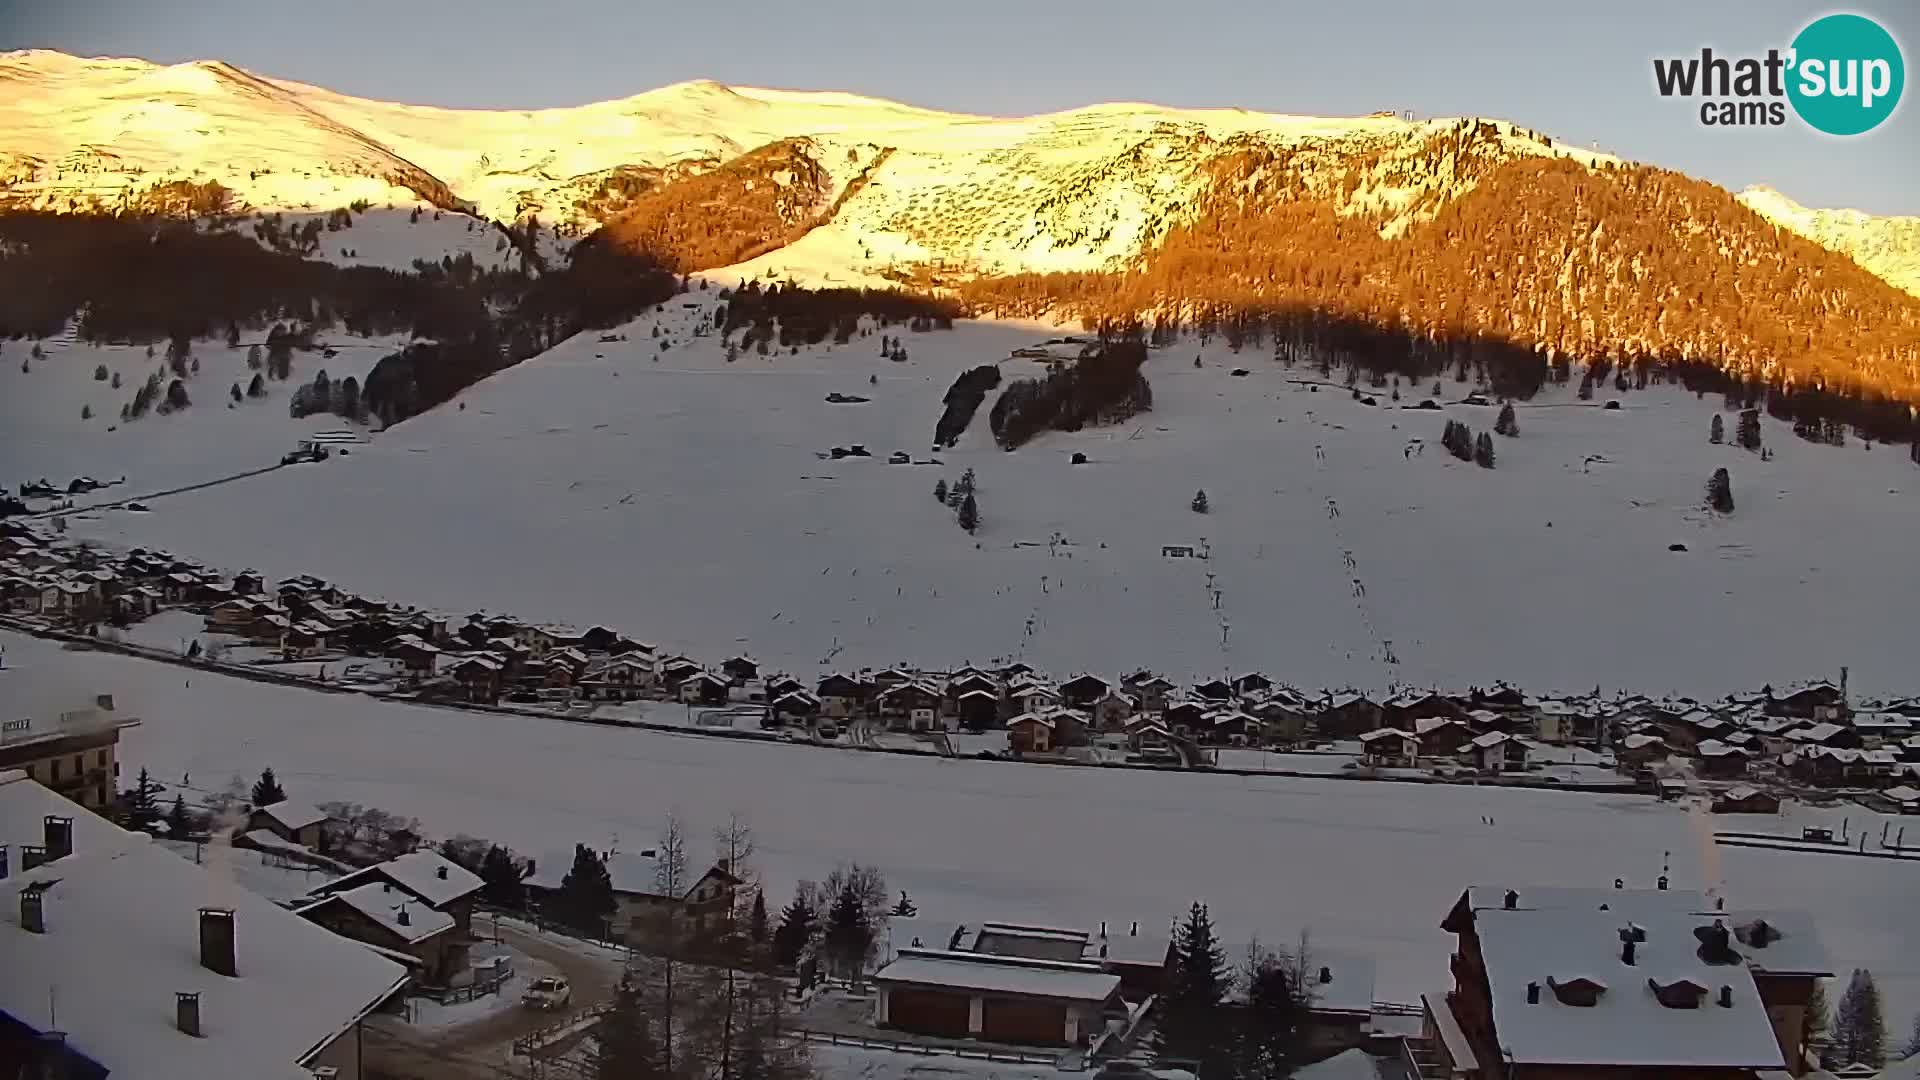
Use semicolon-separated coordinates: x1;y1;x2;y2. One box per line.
1;631;1913;1018
3;328;401;496
43;295;1920;698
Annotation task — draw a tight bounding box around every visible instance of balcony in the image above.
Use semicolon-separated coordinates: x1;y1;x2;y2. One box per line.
50;767;107;794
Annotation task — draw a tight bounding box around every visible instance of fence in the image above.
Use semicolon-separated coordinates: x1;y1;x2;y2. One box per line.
423;962;515;1006
794;1029;1059;1066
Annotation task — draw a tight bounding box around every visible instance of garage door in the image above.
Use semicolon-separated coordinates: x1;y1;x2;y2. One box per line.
887;988;972;1038
980;997;1067;1045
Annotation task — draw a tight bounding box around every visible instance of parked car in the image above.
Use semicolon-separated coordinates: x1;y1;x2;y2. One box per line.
523;976;572;1010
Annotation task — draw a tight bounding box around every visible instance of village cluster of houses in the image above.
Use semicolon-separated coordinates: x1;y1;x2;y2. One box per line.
6;517;1920;804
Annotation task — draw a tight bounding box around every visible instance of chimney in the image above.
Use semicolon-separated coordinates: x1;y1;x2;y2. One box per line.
1622;939;1637;966
1717;985;1733;1008
1318;965;1333;985
437;865;448;880
32;1030;67;1080
1503;889;1519;910
524;858;536;877
1614;878;1624;890
1;844;9;880
96;694;115;711
21;845;47;872
43;817;72;862
1657;875;1669;891
1130;921;1138;937
397;906;411;927
175;992;202;1037
1099;920;1107;937
199;907;237;976
1526;981;1540;1004
21;885;47;934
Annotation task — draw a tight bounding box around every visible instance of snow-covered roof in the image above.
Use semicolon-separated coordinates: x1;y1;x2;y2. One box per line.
1292;1048;1385;1080
1620;733;1665;750
875;949;1120;1002
255;801;328;832
303;881;455;944
1301;947;1376;1017
1884;784;1920;803
1358;728;1416;744
1723;910;1832;978
1475;907;1784;1068
1470;731;1518;749
1;835;408;1080
315;849;482;909
0;770;129;853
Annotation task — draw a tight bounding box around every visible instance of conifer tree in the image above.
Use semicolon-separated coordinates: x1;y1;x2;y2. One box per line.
1832;968;1887;1068
955;468;976;498
1706;467;1734;513
824;880;873;982
1710;414;1725;444
1156;901;1231;1075
1804;978;1830;1062
1191;489;1210;514
933;478;948;504
1475;432;1495;468
249;767;286;806
772;886;816;970
247;373;266;398
748;889;770;947
555;843;617;938
957;492;979;534
1495;402;1518;436
167;794;192;837
480;844;527;909
1899;1009;1920;1059
1737;408;1763;452
127;767;159;829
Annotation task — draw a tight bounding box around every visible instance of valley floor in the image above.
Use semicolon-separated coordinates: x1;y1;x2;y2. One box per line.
2;630;1913;1023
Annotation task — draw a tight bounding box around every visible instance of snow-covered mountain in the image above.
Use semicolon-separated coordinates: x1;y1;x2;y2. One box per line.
2;50;1608;268
7;48;1914;298
1738;185;1920;298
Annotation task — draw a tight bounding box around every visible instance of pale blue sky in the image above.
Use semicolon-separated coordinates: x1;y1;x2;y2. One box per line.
3;0;1915;212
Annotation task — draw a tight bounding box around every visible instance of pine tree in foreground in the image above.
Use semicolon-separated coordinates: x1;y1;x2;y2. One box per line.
1832;968;1887;1068
1706;467;1734;514
1156;901;1231;1075
249;767;286;806
1494;402;1518;437
556;843;616;938
772;885;816;971
127;767;159;829
1737;408;1763;452
167;794;192;837
1474;432;1495;469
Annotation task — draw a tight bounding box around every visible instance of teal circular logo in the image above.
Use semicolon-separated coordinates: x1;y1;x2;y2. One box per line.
1787;13;1904;135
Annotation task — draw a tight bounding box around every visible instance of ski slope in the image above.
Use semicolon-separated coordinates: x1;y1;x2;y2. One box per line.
0;631;1911;1020
50;299;1920;699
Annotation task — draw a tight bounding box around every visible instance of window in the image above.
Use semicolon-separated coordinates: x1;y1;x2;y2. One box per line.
74;754;84;775
50;759;61;782
96;750;107;768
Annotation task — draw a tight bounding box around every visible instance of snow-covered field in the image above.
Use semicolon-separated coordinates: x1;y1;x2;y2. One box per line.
3;330;397;496
2;632;1913;1019
46;297;1920;698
